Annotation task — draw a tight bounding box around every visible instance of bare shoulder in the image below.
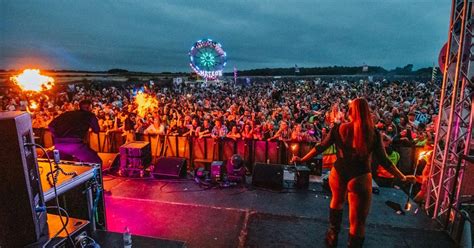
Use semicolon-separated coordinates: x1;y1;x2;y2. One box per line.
338;122;352;142
340;122;351;129
339;122;352;133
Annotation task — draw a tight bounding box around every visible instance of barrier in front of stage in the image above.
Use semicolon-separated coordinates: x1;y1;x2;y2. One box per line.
33;128;424;172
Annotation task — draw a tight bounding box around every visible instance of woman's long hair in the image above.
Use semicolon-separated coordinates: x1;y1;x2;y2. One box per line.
349;98;375;156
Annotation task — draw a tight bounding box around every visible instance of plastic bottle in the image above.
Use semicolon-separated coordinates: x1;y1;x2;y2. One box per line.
123;226;132;248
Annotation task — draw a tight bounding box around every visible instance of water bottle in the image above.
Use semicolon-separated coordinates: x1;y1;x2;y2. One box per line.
123;226;132;248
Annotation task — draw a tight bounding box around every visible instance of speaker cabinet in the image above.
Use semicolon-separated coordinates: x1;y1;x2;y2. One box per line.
98;152;120;173
252;163;284;190
295;166;310;189
119;141;152;176
153;157;187;178
0;112;48;247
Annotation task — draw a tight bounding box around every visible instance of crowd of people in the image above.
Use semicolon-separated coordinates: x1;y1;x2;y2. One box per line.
0;77;438;147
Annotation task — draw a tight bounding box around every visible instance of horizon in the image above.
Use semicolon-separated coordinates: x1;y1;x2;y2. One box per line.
0;63;434;74
1;1;449;72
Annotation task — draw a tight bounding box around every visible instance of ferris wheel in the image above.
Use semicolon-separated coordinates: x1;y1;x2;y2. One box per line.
189;38;227;80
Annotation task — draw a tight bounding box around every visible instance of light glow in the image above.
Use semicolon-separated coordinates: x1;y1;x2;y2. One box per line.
418;150;433;161
291;144;297;151
10;69;54;92
29;101;38;110
135;92;158;118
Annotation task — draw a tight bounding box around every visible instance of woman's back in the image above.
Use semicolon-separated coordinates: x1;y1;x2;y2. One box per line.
327;122;388;181
338;122;374;159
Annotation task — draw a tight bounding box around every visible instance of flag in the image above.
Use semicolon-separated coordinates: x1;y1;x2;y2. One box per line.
294;64;300;73
431;66;438;82
233;66;237;84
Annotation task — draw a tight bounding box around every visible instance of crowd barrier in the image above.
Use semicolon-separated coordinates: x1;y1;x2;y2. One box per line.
33;128;425;173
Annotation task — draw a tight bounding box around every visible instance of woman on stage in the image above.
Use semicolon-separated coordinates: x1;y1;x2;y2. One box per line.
292;98;416;247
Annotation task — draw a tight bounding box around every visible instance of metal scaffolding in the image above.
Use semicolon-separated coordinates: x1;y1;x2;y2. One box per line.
426;0;474;228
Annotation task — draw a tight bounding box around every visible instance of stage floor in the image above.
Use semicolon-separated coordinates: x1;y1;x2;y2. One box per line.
102;175;455;247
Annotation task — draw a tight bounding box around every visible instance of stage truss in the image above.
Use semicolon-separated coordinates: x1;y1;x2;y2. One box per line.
426;0;474;229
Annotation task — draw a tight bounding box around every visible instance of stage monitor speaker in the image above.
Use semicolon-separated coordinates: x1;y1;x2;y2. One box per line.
295;165;310;189
0;112;48;247
153;157;187;179
252;163;284;190
98;152;120;173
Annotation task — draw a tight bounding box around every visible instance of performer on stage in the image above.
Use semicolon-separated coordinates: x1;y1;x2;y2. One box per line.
291;98;416;247
48;99;101;164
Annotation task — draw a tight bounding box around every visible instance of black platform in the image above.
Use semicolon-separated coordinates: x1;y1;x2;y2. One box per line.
103;174;455;247
91;230;186;247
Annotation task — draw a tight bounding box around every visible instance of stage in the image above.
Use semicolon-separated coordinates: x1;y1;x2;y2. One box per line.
103;175;455;247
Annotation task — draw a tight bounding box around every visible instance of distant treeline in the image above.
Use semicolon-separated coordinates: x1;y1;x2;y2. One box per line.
0;64;436;77
226;64;436;77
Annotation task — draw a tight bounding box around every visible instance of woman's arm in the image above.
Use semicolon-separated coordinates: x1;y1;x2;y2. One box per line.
268;129;281;140
297;147;318;162
374;131;415;182
292;125;336;162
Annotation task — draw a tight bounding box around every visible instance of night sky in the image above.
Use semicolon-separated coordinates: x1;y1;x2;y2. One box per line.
0;0;450;72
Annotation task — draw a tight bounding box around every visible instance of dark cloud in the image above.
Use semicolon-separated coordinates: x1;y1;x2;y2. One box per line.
0;0;450;72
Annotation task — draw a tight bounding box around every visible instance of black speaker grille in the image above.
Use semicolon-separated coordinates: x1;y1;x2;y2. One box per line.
252;163;284;190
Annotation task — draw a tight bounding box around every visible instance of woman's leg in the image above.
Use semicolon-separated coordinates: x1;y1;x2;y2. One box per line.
325;168;348;247
329;167;348;209
347;173;372;246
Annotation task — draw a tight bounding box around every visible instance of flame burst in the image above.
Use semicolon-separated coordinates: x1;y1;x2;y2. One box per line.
291;144;298;151
135;92;158;118
11;69;55;92
418;150;433;161
29;101;38;110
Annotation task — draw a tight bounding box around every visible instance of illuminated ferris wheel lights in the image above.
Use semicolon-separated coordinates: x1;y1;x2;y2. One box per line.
189;38;226;80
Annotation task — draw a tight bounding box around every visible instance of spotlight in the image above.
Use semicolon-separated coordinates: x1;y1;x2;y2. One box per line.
230;154;243;171
227;154;246;183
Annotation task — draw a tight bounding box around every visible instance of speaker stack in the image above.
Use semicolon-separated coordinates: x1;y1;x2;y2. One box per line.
119;141;152;176
0;112;48;247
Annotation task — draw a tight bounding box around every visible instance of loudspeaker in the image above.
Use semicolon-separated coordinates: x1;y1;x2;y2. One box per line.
98;152;120;173
119;141;152;170
252;163;284;190
119;141;152;176
0;112;48;247
295;166;310;189
153;157;187;178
